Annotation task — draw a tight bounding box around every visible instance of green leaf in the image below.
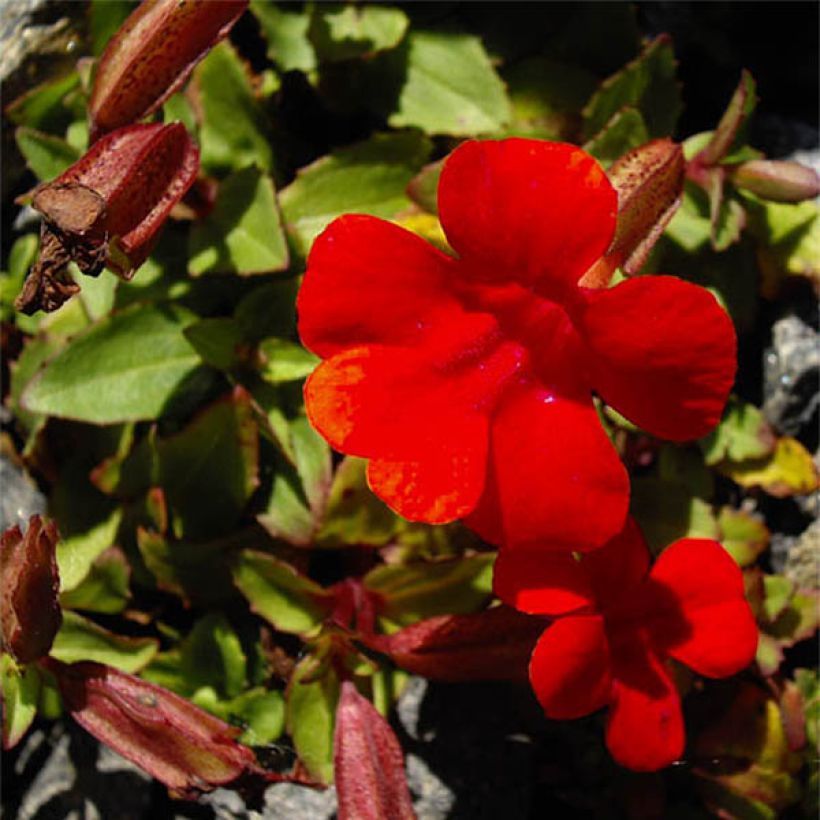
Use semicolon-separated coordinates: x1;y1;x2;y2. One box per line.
57;507;123;592
234;279;301;341
59;547;131;614
89;0;135;57
1;655;41;749
279;131;431;258
258;416;331;546
179;613;247;700
504;57;597;141
718;507;769;568
189;167;289;276
762;575;794;623
250;0;316;73
388;30;511;135
183;317;245;371
50;611;158;673
136;528;235;604
631;478;719;556
232;550;331;636
286;656;340;784
582;35;681;141
583;107;650;167
258;338;319;384
157;388;259;540
8;334;61;433
6;72;81;130
15;126;81;181
316;457;399;548
700;400;776;465
195;41;274;174
700;70;757;166
22;304;206;423
794;668;819;749
310;5;408;62
364;554;494;627
665;181;713;252
234;689;285;746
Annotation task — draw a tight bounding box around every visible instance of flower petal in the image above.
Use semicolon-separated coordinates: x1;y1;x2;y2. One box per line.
529;614;612;719
646;539;758;678
574;275;736;441
438;139;617;294
493;549;594;615
366;428;487;524
298;215;458;358
467;384;629;550
583;516;651;611
606;634;684;771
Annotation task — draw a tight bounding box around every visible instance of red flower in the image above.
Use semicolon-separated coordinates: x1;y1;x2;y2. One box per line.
298;139;736;550
493;517;759;771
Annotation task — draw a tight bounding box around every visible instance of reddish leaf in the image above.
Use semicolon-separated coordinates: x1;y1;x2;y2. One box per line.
89;0;249;140
16;123;198;314
1;516;61;664
373;606;546;682
698;70;757;166
334;682;415;820
46;659;286;798
730;159;820;203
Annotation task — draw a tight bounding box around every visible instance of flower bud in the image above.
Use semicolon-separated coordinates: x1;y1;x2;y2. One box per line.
89;0;248;141
16;122;198;314
1;516;61;664
730;159;820;203
46;659;273;798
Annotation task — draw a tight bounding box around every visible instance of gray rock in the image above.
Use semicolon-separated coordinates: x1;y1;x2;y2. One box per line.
0;454;47;533
783;519;820;591
763;315;819;441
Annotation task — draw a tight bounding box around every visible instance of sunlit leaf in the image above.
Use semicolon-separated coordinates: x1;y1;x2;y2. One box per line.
189;167;289;276
700;399;776;466
1;655;41;750
250;0;316;73
60;547;131;614
50;611;158;673
310;5;408;62
717;507;769;568
718;437;819;497
15;127;81;181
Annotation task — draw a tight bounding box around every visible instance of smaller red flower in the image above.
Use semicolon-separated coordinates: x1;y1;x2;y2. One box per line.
494;517;758;771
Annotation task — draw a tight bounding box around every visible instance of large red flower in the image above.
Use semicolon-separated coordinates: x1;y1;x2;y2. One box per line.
298;139;736;550
494;517;759;771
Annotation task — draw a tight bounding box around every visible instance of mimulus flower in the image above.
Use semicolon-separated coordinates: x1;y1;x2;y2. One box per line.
493;518;758;771
298;138;735;551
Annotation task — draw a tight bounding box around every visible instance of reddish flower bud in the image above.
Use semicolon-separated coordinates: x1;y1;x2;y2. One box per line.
16;122;198;314
1;516;62;664
371;606;545;682
89;0;249;141
582;138;685;285
46;659;275;798
334;682;415;820
730;159;820;203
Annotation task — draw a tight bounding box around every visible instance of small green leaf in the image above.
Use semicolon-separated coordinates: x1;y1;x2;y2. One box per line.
59;547;131;614
286;655;340;784
189;167;289;276
279;131;431;258
364;554;494;627
234;689;285;746
157;388;259;540
1;655;41;749
388;31;511;135
631;478;719;556
583;107;650;167
179;613;247;700
665;181;713;252
762;575;795;623
719;437;819;498
89;0;134;56
232;550;332;636
258;338;319;384
310;5;408;62
700;400;776;466
6;72;81;130
718;507;769;568
22;304;205;424
582;35;681;141
136;528;234;604
195;41;274;174
250;0;316;73
15;126;81;181
57;507;123;593
50;611;158;673
316;457;399;548
234;279;301;341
